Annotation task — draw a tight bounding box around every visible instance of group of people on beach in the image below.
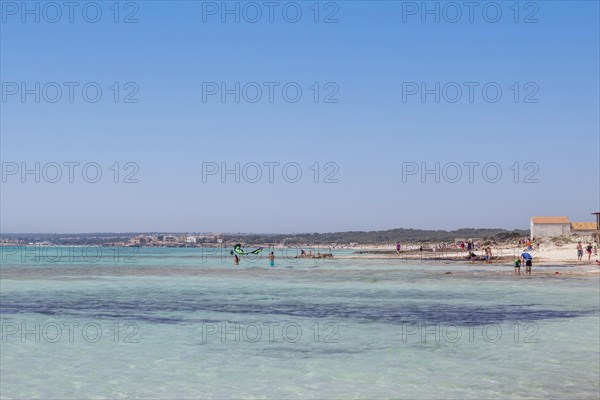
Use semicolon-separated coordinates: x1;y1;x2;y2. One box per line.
576;241;594;261
458;241;497;264
513;252;533;275
457;241;474;253
466;247;494;263
519;237;540;251
396;239;538;274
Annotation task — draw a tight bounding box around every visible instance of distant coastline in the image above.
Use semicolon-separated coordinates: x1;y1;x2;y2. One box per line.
0;227;529;247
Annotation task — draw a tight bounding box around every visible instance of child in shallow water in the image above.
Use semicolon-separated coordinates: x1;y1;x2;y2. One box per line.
514;259;521;275
268;252;275;267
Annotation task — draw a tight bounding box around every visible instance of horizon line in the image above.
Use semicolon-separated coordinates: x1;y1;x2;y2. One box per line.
0;227;530;236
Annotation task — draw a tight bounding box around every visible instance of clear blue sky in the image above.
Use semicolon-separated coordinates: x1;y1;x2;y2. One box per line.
1;1;599;233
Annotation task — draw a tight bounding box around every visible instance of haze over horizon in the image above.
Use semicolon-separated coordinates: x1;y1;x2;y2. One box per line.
0;225;547;236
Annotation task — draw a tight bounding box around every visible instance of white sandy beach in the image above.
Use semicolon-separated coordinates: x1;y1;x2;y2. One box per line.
339;242;600;268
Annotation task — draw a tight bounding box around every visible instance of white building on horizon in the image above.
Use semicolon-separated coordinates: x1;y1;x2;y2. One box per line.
186;236;197;244
530;216;570;239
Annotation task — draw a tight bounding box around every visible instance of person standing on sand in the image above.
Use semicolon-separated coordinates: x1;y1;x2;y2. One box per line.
396;242;401;255
485;247;492;264
576;242;583;261
268;251;275;267
586;243;593;261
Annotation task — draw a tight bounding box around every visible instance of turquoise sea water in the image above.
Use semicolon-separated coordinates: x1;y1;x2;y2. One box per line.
1;247;599;399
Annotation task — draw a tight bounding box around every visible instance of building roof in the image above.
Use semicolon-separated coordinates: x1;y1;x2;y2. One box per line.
571;222;598;231
531;216;570;224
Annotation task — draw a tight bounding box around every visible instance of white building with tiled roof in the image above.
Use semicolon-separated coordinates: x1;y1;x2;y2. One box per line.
530;216;570;239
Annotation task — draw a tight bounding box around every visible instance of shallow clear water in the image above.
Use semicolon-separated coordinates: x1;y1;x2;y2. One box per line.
1;247;599;399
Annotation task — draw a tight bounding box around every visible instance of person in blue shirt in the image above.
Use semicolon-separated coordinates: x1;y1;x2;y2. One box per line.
521;252;533;275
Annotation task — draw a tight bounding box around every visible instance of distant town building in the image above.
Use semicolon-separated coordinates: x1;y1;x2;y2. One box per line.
186;236;197;244
530;216;570;239
128;235;149;245
163;235;176;242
